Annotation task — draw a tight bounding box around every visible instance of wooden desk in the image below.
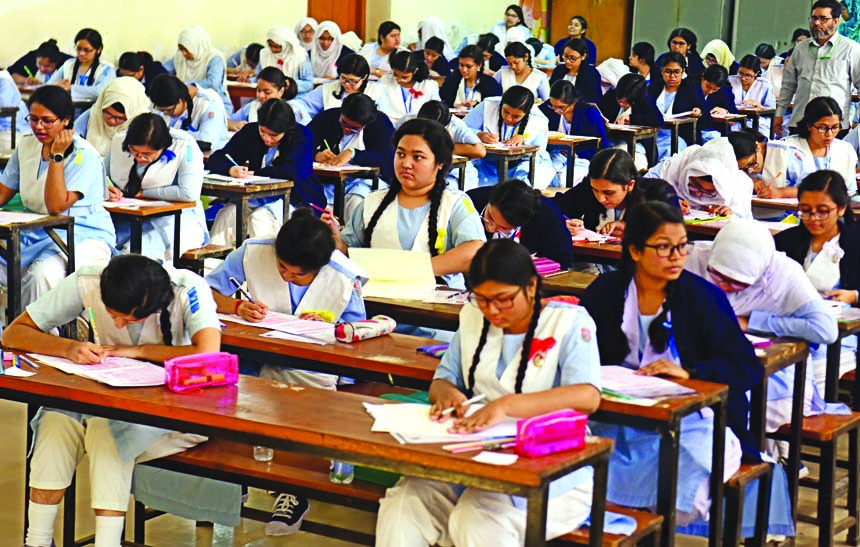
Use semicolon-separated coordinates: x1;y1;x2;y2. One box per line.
0;366;612;547
484;144;540;186
711;114;747;136
450;154;468;191
736;107;776;139
605;125;659;164
547;134;602;188
684;218;793;239
104;200;195;264
0;106;18;148
365;297;461;332
662;117;697;156
313;164;379;221
572;241;622;264
227;81;256;111
826;318;860;403
593;379;729;547
541;271;596;296
0;213;75;323
201;178;293;247
751;197;798;212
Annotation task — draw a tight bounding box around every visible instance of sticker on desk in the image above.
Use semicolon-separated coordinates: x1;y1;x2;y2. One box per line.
472;451;518;465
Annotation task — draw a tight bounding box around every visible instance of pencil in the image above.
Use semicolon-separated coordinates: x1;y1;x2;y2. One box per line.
18;354;40;369
439;393;488;416
323;139;332;152
88;307;102;345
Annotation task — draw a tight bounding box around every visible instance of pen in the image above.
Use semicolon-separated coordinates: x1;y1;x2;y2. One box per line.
24;66;35;79
324;139;332;152
229;276;255;303
224;153;241;168
602;388;638;402
543;270;569;278
18;354;40;369
439;393;487;416
88;307;101;345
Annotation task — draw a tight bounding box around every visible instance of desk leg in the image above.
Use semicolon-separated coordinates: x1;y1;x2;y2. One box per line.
589;454;608;547
333;177;346;222
24;404;36;532
7;230;21;325
670;125;679;156
130;220;143;255
524;486;549;547
371;173;379;191
786;358;807;521
66;223;75;274
567;149;575;188
825;339;842;402
528;154;536;187
283;189;291;221
656;425;681;547
172;211;182;264
497;158;508;185
626;136;635;157
11;111;15;149
458;166;466;191
752;115;760;135
750;376;767;450
236;197;250;247
768;116;776;140
709;399;726;547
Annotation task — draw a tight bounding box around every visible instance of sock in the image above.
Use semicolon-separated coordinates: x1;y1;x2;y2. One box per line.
25;501;59;547
94;515;125;547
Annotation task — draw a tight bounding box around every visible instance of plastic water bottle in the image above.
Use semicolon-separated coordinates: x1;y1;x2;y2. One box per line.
330;460;354;484
253;445;273;462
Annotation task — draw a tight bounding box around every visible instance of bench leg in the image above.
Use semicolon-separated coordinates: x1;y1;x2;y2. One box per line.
134;500;146;544
724;484;743;547
62;476;76;547
848;428;860;546
748;467;773;547
819;442;837;547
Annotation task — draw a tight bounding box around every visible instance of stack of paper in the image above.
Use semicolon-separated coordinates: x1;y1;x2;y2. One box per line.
0;211;46;224
30;353;165;387
422;288;469;305
106;198;172;208
349;248;436;300
364;402;517;444
600;365;695;398
572;228;620;244
204;173;275;185
313;162;362;171
218;311;335;343
664;110;695;121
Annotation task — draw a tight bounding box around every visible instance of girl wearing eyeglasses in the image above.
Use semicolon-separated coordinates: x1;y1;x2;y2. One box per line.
376;238;600;547
258;25;315;95
655;28;706;82
227;67;297;131
311;21;353;80
148;74;229;150
73;76;151;159
727;55;776;137
548;38;603;104
47;28;115;102
0;86;115;307
761;97;856;198
581;201;763;532
776;170;860;386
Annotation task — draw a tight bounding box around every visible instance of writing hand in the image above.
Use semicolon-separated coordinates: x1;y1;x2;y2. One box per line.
566;218;584;236
678;199;691;215
504;134;524;147
477;131;498;144
229;166;254;178
237;301;269;322
429;389;468;421
315;150;337;163
825;289;858;305
107;185;123;202
67;342;105;364
635;359;689;379
449;398;508;433
707;204;732;216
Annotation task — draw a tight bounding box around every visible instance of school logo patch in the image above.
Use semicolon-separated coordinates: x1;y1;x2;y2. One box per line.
188;286;200;313
528;337;557;367
208;111;215;119
580;326;592;343
353;279;363;297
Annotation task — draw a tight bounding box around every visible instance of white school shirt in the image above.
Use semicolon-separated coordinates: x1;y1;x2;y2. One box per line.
48;58;116;101
377;75;440;121
494;67;550;101
162;87;229;149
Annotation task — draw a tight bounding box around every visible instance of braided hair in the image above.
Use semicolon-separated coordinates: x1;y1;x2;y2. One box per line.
465;239;542;396
416;100;452;127
363;118;453;255
71;28;103;86
497;85;534;139
148;74;195;131
334;54;371;100
121;113;173;197
100;255;176;346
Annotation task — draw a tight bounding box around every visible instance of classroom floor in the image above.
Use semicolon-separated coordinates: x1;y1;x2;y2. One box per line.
0;397;838;546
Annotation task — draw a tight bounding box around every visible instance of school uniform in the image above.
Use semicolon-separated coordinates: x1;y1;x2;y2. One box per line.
484;51;509;73
164;41;232;113
762;135;858;194
648;79;712;159
398;113;483;191
307;106;395;217
704;85;737;114
310;21;353;80
493;67;550;101
377;297;600;547
548;63;604;104
161;87;229;150
294;80;387;120
257;28;315;96
439;73;501;110
207;122;320;245
73;76;152;158
357;44;408;72
47;58;116;102
554;37;598;65
27;264;217;514
137;61;168;94
552;176;680;231
467;186;574;269
8;48;72;83
412;50;451;77
462;97;556;189
376;74;441;121
539;100;606;182
656;51;706;82
0;70;28;138
0;134;115;305
597;88;663;168
728;76;775;136
341;187;485;289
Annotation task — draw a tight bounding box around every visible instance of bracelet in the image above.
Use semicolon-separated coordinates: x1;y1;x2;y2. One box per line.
234;300;242;315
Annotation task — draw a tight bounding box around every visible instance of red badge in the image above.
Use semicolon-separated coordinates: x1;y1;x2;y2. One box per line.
528;337;557;366
581;327;592;343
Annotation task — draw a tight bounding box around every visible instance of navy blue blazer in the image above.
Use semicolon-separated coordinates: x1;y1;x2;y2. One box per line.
439;72;502;107
598;87;664;129
8;48;72;79
549;62;603;104
412;50;450;77
554;37;598;65
467;186;575;269
538;101;607;160
775;222;860;301
580;269;763;461
647;78;712;145
306;107;395;184
656;51;706;82
207;122;324;208
705;85;738;114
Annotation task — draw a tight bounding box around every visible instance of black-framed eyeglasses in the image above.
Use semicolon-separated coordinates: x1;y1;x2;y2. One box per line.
642;242;694;258
563;54;582;63
25;114;59;127
812;124;841;135
468;287;523;310
662;69;683;77
810;15;836;23
797;207;837;220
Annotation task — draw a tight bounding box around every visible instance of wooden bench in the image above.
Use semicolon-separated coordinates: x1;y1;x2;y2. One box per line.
552;505;663;547
724;462;774;547
175;243;233;275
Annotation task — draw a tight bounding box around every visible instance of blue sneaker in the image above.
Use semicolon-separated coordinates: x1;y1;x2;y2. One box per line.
265;493;309;536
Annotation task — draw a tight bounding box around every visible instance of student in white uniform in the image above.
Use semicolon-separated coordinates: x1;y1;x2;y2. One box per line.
329;118;485;290
227;67;296;131
259;25;315;95
490;4;531;45
105;113;209;262
463;86;555;189
727;55;775;137
376;238;601;547
148;74;229;150
311;21;349;80
3;254;220;547
0;86;115;306
494;41;550;101
74;76;152;158
226;43;263;83
162;26;232;114
47;28;115;102
294;54;385;119
377;50;441;122
295;17;319;53
359;21;405;77
0;69;29;148
417;16;455;60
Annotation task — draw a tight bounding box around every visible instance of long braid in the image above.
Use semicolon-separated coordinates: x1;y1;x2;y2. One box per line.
465;319;491;398
71;59;81;84
159;307;173;346
181;88;194;131
514;277;543;394
517;110;530;137
88;53;100;86
426;178;446;257
363;184;401;247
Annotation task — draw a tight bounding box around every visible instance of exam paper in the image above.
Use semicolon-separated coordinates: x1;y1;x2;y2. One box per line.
0;211;46;224
349;248;436;300
29;353;165;387
600;365;695;398
364;402;517;444
218;312;335;343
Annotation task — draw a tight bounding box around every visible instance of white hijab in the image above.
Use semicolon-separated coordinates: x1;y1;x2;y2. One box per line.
661;137;754;218
501;27;533;58
341;31;363;53
418;17;454;60
312;21;344;79
685;219;819;316
261;25;308;78
294;17;319;52
174;27;223;82
85;76;152;157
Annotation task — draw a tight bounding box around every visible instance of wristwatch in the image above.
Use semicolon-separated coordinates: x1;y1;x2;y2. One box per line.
50;152;64;164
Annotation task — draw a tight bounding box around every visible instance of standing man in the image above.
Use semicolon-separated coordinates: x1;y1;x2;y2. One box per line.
775;0;860;137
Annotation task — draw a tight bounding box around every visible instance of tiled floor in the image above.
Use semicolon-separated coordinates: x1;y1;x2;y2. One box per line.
0;398;836;546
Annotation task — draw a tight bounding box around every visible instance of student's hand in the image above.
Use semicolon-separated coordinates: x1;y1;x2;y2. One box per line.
635;359;690;379
566;218;584;236
106;185;123;202
477;131;498;144
237;300;268;322
320;208;342;232
710;107;728;117
25;77;40;86
449;397;508;433
102;344;141;359
51;129;74;156
678;199;691;215
741;100;763;109
298;312;326;321
67;342;105;364
707;204;732;216
55;79;71;91
598;220;626;237
825;290;858;305
691;108;702;117
503;134;524;147
315;150;337;163
429;387;469;421
773;116;784;137
227;120;247;132
328;150;353;166
737;316;749;331
229;166;253;178
483;68;496;77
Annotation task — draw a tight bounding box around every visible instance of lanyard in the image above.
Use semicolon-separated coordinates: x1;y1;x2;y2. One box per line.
503;121;522;141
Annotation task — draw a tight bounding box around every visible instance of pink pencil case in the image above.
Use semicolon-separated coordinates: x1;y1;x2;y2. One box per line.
515;409;587;458
164;352;239;393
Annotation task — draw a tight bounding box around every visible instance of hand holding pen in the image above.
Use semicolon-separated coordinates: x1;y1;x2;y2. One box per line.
430;393;487;421
229;276;268;322
225;154;253;178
